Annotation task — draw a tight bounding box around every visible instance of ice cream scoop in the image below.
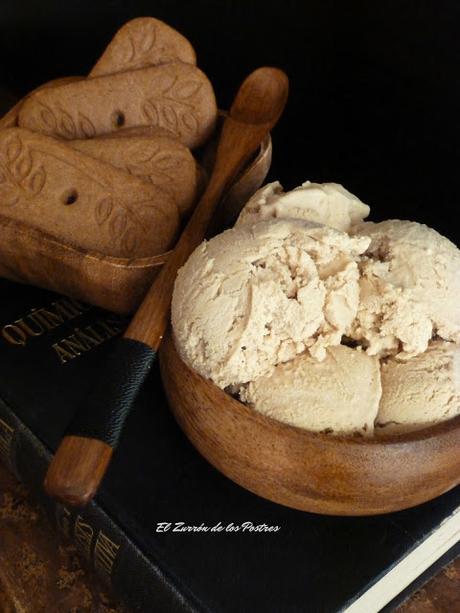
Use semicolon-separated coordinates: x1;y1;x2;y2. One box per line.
350;220;460;358
240;345;381;435
171;218;370;388
377;341;460;433
236;180;370;232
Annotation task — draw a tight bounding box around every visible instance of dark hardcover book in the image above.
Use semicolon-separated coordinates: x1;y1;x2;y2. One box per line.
0;278;459;613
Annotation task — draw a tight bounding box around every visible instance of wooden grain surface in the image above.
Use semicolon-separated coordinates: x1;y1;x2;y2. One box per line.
160;333;460;517
0;462;459;612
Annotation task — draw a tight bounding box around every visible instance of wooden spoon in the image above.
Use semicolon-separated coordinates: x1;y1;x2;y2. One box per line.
44;66;289;506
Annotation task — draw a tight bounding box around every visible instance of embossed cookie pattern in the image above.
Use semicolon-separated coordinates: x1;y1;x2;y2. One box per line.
18;62;217;149
90;17;196;77
70;135;200;215
0;76;82;131
0;128;179;258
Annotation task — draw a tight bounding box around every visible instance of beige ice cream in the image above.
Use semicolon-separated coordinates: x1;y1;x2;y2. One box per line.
240;345;382;435
236;180;370;232
350;220;460;358
172;177;460;437
171;218;370;389
377;341;460;433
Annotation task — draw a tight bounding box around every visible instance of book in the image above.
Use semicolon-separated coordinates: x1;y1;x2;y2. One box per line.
0;277;459;613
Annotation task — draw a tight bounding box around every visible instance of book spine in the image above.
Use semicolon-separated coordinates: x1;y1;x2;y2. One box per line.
0;397;202;613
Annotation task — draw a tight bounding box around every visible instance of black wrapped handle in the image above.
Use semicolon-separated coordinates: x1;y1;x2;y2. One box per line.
44;338;155;506
67;338;155;446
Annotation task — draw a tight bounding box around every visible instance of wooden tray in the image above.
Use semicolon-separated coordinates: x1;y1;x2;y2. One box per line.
0;130;271;314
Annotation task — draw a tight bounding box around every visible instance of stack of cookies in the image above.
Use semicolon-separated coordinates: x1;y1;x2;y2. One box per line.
0;17;218;260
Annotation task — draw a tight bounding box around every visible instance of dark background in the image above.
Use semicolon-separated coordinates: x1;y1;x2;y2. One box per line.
0;1;459;242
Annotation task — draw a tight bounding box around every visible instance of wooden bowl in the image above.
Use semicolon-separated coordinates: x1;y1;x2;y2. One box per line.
0;129;271;314
160;332;460;516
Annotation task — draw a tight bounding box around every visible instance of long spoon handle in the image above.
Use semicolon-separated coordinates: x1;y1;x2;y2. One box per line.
44;67;289;507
